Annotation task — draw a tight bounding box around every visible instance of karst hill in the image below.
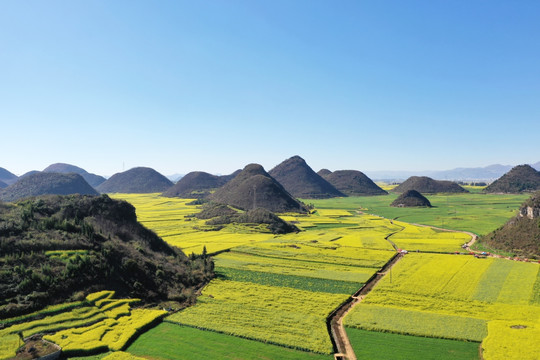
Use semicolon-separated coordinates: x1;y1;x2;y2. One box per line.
162;170;239;198
0;167;18;185
0;194;213;318
209;163;307;213
393;176;468;194
43;163;107;188
320;169;387;196
484;164;540;194
0;172;99;202
269;156;344;199
97;167;173;193
481;191;540;259
391;190;432;207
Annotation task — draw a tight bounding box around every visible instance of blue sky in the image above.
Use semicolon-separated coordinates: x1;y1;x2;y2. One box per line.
1;1;539;177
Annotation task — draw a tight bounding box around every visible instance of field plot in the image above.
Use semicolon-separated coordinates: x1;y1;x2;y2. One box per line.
128;322;330;360
0;291;166;360
344;253;540;358
390;220;471;252
346;327;479;360
168;279;348;354
110;193;274;254
307;193;528;236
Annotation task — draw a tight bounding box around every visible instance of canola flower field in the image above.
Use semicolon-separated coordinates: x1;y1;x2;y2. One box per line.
2;191;535;360
0;291;166;360
344;253;540;359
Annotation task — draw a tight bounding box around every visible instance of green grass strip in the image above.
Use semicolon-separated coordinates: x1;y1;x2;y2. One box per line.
345;327;479;360
471;259;514;302
216;267;361;294
344;304;487;342
127;322;331;360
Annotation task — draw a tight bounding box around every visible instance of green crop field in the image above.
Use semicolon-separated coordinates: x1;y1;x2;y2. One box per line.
306;193;528;235
346;328;480;360
127;322;331;360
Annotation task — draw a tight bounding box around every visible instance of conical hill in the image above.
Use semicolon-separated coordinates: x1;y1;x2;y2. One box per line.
322;170;387;196
0;172;98;202
268;156;345;199
209;163;307;213
484;165;540;194
163;171;237;198
391;190;432;207
43;163;106;188
97;167;173;194
393;176;468;194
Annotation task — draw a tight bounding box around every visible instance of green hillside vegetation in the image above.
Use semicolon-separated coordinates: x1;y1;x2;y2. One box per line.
391;190;432;207
484;164;540;194
480;192;540;258
0;194;213;319
43;163;107;188
321;170;387;196
0;173;99;202
393;176;468;194
269;156;345;199
195;203;299;234
97;167;173;194
209;164;308;213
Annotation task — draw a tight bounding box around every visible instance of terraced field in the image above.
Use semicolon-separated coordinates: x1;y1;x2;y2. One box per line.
0;291;165;360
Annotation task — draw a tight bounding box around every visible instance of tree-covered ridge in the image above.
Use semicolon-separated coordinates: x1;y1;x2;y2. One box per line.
0;194;213;319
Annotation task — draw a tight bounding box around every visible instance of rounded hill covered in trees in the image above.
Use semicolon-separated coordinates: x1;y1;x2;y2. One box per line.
97;167;173;194
43;163;107;188
0;172;99;202
483;164;540;194
321;170;387;196
481;191;540;259
393;176;468;194
269;156;344;199
162;171;238;198
209;163;307;213
0;194;213;318
391;190;432;207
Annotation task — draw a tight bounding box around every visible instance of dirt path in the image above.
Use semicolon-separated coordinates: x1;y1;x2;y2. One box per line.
328;252;404;360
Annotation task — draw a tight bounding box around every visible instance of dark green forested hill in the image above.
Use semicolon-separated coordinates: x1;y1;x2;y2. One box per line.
0;194;213;319
484;164;540;194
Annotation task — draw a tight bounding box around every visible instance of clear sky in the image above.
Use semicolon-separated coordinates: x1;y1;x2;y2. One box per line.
1;1;539;177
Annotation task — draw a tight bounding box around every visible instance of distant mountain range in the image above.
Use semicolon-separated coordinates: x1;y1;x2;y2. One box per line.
365;162;540;182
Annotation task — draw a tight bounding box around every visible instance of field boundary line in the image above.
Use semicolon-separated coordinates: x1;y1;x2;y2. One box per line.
327;252;403;360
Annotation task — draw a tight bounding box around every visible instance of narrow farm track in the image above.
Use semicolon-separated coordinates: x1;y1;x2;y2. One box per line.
328;252;404;360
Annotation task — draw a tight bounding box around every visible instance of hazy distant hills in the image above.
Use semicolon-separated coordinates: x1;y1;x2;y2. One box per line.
391;190;432;208
0;172;99;202
365;163;539;181
269;156;344;199
0;180;8;189
209;163;307;213
393;176;468;194
43;163;107;188
482;192;540;258
0;167;18;185
319;170;387;196
97;167;173;193
484;165;540;194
